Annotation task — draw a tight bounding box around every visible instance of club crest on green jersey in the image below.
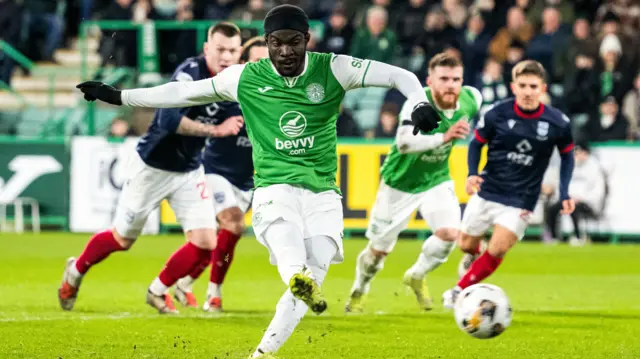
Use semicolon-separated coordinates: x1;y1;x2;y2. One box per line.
306;83;325;103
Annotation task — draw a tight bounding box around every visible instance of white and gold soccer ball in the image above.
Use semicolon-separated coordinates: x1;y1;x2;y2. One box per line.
454;284;512;339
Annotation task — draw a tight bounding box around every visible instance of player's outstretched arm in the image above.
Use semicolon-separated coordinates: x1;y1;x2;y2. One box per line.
76;65;244;108
330;55;440;133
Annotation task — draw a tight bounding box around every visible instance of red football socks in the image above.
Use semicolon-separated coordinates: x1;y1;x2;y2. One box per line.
457;251;503;289
210;229;241;285
186;254;211;280
75;229;125;274
158;242;211;287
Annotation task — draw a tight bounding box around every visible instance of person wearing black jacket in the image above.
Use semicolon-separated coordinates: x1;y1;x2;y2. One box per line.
0;0;23;84
21;0;64;62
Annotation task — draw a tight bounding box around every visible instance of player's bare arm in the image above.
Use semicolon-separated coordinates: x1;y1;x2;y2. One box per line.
444;121;470;142
466;128;486;195
176;115;243;137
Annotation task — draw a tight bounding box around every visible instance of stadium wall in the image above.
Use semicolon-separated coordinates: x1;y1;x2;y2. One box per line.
0;136;638;241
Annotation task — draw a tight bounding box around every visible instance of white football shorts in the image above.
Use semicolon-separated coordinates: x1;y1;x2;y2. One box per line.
206;173;253;215
113;150;215;239
366;180;461;252
461;194;530;240
251;184;344;265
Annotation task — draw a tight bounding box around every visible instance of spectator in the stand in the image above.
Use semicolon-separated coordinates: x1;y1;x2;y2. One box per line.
544;141;605;246
571;0;602;22
514;0;535;21
373;103;399;138
442;0;468;29
524;0;575;30
110;118;137;138
526;7;569;82
168;0;197;71
622;72;640;141
0;0;23;84
592;33;633;105
470;0;507;35
595;10;638;66
379;88;406;121
153;0;177;18
175;0;193;21
392;0;429;56
594;0;640;36
336;108;362;137
203;0;236;20
311;0;338;20
488;6;534;63
414;8;457;64
350;6;397;64
307;31;318;51
459;11;492;86
317;7;353;55
584;96;629;142
474;58;509;114
351;0;393;29
502;39;526;84
554;15;597;84
229;0;268;22
99;0;157;69
442;42;462;62
21;0;64;62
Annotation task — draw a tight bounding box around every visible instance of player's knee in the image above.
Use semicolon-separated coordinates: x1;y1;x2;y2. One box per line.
487;238;514;258
187;228;217;250
218;207;245;235
487;241;509;258
488;226;518;258
434;228;459;242
112;229;134;249
458;234;481;254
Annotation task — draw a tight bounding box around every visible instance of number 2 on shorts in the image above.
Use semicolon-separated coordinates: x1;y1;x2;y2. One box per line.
197;182;209;200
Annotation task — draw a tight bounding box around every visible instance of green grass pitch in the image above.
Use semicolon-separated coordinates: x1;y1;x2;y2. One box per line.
1;233;640;359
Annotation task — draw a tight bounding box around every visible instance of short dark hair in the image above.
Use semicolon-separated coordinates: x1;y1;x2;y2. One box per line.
428;52;463;73
240;36;267;63
512;60;547;82
208;22;241;39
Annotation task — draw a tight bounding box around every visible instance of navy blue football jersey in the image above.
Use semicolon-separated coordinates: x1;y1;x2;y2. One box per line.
474;99;574;211
202;105;254;191
136;56;230;172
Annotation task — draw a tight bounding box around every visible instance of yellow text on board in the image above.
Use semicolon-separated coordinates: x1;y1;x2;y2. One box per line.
161;143;487;230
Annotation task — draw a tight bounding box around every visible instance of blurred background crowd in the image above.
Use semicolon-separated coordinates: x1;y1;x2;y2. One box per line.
1;0;640;142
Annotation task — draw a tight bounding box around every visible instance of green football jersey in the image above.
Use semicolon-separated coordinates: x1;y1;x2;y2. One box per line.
212;52;375;193
380;86;482;194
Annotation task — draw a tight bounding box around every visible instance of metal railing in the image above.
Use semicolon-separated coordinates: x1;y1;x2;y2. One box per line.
78;19;325;81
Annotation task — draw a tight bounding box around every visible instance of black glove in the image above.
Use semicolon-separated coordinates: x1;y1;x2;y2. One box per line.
411;101;440;135
76;81;122;106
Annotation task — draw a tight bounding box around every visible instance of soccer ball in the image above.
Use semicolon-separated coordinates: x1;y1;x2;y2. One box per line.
453;284;512;339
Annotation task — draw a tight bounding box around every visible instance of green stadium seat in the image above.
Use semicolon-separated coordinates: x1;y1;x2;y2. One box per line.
16;107;54;137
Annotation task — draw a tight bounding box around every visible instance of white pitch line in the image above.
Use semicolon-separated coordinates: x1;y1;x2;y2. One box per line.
0;312;274;323
1;306;638;323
